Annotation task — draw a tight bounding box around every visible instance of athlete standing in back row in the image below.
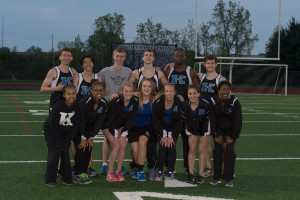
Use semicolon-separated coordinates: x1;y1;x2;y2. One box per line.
73;55;102;177
198;54;226;177
164;49;200;174
40;48;78;112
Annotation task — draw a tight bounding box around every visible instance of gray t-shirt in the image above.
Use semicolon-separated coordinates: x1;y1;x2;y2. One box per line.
98;66;132;100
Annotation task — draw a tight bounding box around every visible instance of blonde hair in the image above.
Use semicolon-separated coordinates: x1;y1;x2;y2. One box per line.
120;82;135;98
137;78;156;110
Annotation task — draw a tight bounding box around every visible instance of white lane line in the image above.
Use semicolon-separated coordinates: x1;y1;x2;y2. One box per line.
0;134;299;137
1;158;300;164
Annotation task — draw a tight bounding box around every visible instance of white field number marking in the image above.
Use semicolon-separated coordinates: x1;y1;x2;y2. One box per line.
114;192;233;200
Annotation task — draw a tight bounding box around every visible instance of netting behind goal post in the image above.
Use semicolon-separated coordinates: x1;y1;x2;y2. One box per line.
194;62;288;96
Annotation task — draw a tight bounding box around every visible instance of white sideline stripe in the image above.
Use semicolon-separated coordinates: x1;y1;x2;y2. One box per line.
243;113;300;115
243;121;300;123
1;157;300;164
242;134;300;136
2;120;300;123
1;134;299;137
0;121;44;122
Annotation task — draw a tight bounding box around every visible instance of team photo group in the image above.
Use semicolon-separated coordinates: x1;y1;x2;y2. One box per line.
40;47;242;188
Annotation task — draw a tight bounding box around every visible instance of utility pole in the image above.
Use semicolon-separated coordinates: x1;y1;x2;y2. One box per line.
1;15;3;48
52;34;54;67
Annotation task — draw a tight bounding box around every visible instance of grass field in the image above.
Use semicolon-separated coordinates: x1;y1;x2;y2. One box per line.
0;90;300;200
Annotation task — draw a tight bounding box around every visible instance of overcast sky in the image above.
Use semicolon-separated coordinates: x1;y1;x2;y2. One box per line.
0;0;299;55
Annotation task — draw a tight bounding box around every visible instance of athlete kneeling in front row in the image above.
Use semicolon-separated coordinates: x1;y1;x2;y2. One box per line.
103;82;139;182
183;84;210;184
152;83;184;181
72;81;108;184
209;80;242;188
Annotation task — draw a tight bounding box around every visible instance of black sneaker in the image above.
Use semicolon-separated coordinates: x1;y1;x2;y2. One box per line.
185;168;189;175
62;180;75;186
185;173;194;183
194;175;204;184
46;181;59;187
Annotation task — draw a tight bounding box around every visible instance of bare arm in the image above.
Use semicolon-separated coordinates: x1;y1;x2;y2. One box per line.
158;71;168;85
40;68;62;93
190;69;200;88
128;70;138;84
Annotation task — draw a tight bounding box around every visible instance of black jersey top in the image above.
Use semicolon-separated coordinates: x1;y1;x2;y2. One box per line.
49;66;73;110
76;73;98;101
44;100;81;147
168;66;192;99
200;74;222;101
137;68;159;92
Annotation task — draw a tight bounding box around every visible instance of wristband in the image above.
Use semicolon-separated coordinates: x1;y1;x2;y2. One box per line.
167;132;172;137
81;136;86;140
163;130;167;137
114;129;118;138
121;130;128;137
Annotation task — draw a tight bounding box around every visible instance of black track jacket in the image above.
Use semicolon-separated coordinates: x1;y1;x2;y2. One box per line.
210;94;242;140
152;95;185;141
107;95;139;137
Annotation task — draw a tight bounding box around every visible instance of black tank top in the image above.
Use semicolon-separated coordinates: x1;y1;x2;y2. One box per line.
49;66;73;110
76;73;98;101
200;74;222;101
137;69;159;93
168;66;192;99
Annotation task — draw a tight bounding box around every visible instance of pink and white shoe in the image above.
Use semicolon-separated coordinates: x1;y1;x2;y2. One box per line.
106;172;118;182
115;171;125;182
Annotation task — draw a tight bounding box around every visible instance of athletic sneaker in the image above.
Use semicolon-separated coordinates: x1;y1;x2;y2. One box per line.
165;172;174;181
210;179;221;185
163;168;176;176
87;167;97;177
73;173;92;184
203;168;214;177
194;175;204;184
62;180;75;186
148;168;155;181
138;171;146;181
46;181;59;187
185;173;194;183
225;180;233;187
155;171;163;181
106;172;118;182
115;172;125;182
121;165;128;174
132;169;138;179
99;165;108;175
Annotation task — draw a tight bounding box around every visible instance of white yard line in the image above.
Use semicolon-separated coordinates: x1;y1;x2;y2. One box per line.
1;157;300;164
0;134;299;137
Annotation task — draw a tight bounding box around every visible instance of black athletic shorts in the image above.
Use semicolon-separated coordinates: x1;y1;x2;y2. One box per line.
128;125;152;143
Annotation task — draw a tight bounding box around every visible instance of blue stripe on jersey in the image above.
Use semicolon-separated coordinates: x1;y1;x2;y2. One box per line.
164;106;173;124
134;102;151;126
124;103;130;113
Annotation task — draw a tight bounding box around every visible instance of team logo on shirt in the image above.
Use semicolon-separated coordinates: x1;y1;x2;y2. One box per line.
128;105;134;111
61;77;72;85
198;109;205;115
173;106;178;112
110;76;127;85
97;107;103;113
59;111;75;126
201;83;215;93
228;108;233;113
171;75;186;84
80;86;91;95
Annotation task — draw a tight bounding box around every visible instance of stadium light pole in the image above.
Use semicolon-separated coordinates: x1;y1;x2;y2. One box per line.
1;15;3;48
